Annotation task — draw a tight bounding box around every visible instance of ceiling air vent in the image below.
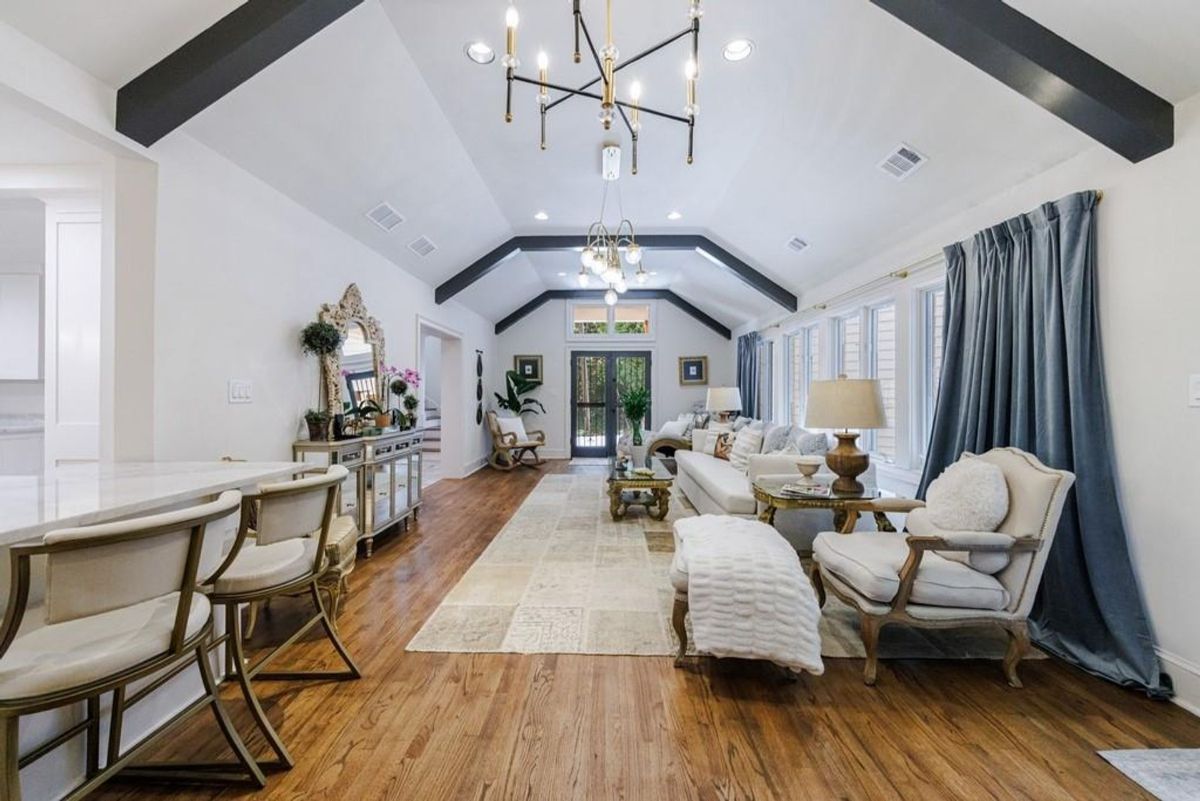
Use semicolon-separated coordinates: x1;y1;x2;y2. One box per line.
409;236;437;258
366;202;404;232
787;237;809;253
878;143;926;181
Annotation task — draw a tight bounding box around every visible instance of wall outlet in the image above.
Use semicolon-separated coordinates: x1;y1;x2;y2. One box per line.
1190;374;1200;408
228;379;253;404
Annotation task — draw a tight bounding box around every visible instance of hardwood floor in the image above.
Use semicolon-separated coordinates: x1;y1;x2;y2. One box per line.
97;461;1199;801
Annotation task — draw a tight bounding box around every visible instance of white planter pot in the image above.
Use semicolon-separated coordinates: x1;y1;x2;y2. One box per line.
632;444;649;468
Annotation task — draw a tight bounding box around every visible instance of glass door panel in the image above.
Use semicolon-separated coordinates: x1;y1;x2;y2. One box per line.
393;453;410;515
572;353;608;457
614;354;650;442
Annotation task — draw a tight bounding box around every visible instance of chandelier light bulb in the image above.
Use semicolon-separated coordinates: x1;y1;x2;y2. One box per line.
630;80;643;102
537;50;548;70
616;278;628;293
506;4;520;29
685;58;697;80
604;288;618;306
581;246;595;268
636;268;648;284
577;270;590;287
625;243;642;265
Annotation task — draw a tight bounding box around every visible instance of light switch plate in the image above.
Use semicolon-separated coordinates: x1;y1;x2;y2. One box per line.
1190;374;1200;408
228;379;253;404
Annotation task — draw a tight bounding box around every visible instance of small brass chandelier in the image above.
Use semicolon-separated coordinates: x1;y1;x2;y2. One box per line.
577;146;647;305
502;0;703;170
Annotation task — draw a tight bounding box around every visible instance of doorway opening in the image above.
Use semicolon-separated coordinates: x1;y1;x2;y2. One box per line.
417;318;464;483
570;350;651;458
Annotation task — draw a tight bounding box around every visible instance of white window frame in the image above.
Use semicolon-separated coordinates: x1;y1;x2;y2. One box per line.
914;282;946;461
865;301;897;461
786;325;820;427
566;300;657;341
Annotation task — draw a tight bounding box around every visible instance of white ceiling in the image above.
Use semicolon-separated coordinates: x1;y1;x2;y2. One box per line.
3;0;1199;330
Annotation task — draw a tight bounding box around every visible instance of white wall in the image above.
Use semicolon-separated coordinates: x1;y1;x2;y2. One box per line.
766;95;1200;715
495;300;735;458
151;134;496;474
422;334;442;406
0;199;44;412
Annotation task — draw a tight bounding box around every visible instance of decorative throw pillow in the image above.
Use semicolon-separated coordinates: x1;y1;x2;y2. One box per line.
926;458;1009;531
496;416;527;442
659;420;688;439
731;416;754;431
728;427;764;472
692;412;711;430
712;432;736;461
701;429;721;455
761;424;792;454
790;430;829;455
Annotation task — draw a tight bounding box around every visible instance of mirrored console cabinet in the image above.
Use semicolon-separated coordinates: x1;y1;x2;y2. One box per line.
293;428;424;556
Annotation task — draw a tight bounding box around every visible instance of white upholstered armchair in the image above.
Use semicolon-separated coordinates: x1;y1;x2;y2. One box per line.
812;447;1075;687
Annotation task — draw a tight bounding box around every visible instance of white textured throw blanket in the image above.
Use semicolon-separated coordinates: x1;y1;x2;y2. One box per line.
677;515;824;675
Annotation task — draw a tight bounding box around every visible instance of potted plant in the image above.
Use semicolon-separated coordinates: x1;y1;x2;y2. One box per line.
300;321;342;356
620;386;651;467
494;370;546;416
354;399;391;429
304;408;331;441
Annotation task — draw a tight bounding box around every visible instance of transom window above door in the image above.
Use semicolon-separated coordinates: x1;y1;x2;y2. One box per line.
569;301;655;340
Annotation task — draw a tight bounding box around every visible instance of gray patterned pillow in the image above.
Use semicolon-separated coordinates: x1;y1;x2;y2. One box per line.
791;430;829;455
761;424;792;454
732;416;755;432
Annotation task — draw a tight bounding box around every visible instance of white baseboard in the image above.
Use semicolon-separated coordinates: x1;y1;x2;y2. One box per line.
1157;648;1200;718
460;457;488;477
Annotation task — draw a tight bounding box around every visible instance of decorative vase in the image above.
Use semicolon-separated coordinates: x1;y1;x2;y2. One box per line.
306;418;330;442
332;413;345;440
795;456;823;486
632;443;649;468
374;413;391;428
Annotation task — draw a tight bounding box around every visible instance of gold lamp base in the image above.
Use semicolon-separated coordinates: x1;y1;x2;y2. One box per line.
825;431;870;495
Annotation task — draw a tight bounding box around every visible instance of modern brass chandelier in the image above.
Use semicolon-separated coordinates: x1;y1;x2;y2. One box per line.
502;0;703;171
578;145;646;306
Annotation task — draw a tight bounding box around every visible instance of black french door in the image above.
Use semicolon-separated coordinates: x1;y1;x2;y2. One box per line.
570;351;652;457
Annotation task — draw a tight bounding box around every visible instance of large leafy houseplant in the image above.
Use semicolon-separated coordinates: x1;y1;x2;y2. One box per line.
620;386;650;446
495;370;546;416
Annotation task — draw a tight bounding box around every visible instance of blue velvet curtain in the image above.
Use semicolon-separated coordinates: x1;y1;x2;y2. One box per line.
736;332;760;417
919;191;1171;697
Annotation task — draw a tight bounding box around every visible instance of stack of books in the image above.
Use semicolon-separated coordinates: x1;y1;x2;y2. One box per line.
777;483;831;498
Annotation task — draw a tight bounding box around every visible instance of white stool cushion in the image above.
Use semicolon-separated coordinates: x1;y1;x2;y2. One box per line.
215;537;318;595
814;531;1010;610
0;592;210;701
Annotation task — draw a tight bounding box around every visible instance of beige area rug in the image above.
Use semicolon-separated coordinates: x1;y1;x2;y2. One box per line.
407;473;1035;660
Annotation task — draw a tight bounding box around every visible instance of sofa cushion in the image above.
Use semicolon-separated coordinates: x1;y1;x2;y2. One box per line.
728;427;764;472
732;416;755;431
761;423;792;454
789;429;829;455
658;420;688;439
814;531;1010;610
675;451;756;514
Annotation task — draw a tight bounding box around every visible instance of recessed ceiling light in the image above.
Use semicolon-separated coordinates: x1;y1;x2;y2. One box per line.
533;210;549;221
667;211;683;221
722;39;755;62
649;271;658;276
464;41;495;65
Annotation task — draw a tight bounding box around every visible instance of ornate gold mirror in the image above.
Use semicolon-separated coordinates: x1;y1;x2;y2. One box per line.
319;284;385;413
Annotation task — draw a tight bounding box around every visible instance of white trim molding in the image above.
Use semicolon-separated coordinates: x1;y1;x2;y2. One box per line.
1157;648;1200;718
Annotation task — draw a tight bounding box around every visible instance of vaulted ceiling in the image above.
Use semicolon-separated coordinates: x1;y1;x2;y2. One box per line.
5;0;1200;331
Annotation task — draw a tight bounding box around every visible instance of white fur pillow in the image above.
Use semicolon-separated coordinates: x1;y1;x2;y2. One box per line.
926;458;1009;531
496;416;528;442
728;427;764;473
658;420;688;439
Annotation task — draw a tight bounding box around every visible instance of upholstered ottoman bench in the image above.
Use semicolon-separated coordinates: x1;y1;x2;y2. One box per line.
669;515;824;675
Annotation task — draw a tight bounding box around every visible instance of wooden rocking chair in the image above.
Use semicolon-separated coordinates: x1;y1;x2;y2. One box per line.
486;411;546;471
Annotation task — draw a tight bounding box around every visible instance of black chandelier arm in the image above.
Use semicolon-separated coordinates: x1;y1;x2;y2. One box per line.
511;75;690;125
544;25;695;114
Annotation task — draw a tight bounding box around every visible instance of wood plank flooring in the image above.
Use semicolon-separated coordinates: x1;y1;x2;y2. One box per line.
96;461;1200;801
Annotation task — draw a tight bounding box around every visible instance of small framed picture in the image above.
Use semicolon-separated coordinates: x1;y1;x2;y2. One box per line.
514;354;543;384
678;356;708;386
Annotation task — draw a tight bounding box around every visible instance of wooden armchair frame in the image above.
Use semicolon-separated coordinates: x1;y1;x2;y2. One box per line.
0;494;266;800
811;498;1041;688
486;411;546;471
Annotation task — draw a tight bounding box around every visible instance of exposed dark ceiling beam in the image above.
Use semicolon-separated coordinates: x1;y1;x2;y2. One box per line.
117;0;363;147
494;290;732;339
436;234;797;312
869;0;1173;163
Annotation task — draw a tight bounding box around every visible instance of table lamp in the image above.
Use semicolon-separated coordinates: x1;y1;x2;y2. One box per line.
705;387;742;424
805;376;886;494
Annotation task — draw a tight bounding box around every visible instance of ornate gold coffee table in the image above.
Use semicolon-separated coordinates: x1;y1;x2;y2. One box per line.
751;476;896;533
607;457;674;521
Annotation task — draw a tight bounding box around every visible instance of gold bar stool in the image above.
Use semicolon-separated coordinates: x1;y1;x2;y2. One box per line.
203;465;361;770
0;491;265;801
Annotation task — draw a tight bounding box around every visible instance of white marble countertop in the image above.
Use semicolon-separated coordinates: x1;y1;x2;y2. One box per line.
0;414;44;435
0;461;305;545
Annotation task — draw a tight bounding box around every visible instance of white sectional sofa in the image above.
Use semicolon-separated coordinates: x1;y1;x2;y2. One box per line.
674;426;877;553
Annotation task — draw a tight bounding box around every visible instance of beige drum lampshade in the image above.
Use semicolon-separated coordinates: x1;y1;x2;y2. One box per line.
805;377;886;430
705;386;743;413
